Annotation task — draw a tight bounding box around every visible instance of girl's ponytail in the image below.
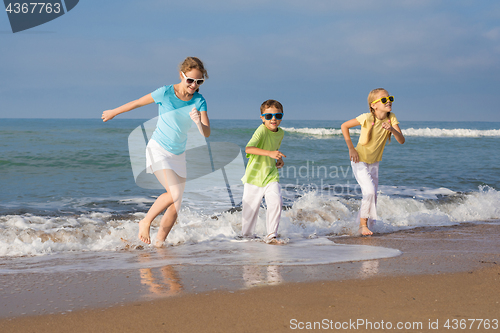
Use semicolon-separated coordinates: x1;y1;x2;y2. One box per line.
387;111;392;143
359;110;375;146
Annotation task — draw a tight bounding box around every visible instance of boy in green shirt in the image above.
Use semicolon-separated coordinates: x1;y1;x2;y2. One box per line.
241;100;286;243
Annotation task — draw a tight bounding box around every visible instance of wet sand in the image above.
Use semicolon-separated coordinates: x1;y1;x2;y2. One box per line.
1;222;499;332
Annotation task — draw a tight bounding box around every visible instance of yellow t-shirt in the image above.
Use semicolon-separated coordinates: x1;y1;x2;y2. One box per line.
355;112;399;164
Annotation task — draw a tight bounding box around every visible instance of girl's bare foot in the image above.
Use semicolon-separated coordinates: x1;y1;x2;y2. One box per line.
154;240;165;248
359;225;373;236
138;219;152;244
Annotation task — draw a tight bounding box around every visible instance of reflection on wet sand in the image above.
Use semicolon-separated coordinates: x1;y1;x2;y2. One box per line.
242;265;283;288
138;250;183;298
359;260;380;279
241;241;284;288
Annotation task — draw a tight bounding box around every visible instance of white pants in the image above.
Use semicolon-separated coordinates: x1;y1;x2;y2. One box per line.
351;161;379;223
241;182;282;239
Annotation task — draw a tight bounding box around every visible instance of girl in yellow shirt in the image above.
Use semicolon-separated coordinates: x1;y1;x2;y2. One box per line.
341;88;405;235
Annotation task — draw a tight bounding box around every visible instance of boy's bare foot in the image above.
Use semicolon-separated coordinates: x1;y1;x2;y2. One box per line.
359;225;373;236
138;219;152;244
265;237;287;245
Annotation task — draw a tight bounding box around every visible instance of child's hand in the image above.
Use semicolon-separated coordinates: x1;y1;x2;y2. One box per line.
276;158;285;169
381;120;393;132
101;110;116;122
349;148;359;163
268;150;286;160
189;107;202;124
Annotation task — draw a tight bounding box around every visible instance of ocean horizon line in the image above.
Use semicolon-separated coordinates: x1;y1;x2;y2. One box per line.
1;118;499;123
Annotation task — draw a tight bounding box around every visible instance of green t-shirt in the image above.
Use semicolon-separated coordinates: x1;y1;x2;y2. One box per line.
241;124;284;187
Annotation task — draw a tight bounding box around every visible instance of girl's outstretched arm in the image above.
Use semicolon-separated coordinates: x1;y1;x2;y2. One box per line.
341;118;361;163
102;94;155;122
381;122;405;144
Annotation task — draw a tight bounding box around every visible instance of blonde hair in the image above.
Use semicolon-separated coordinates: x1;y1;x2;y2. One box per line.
359;88;391;146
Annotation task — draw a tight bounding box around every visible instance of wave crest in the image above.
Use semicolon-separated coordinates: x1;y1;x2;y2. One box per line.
403;128;500;137
282;126;500;137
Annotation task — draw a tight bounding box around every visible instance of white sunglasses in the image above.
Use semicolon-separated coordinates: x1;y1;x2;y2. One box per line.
181;72;204;85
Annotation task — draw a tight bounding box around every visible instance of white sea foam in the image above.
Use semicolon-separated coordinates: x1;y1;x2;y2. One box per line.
282;185;500;235
377;185;457;200
0;186;498;260
281;127;356;136
403;128;500;137
282;126;500;137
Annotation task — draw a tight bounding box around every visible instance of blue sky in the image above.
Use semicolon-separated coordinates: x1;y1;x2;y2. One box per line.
1;0;499;121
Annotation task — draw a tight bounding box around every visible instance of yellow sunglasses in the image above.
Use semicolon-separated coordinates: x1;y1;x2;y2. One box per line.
371;96;394;105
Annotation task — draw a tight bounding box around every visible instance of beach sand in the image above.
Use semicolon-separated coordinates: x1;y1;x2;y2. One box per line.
1;222;499;332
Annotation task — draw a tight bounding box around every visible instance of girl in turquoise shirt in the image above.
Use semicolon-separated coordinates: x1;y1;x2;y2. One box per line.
102;57;210;246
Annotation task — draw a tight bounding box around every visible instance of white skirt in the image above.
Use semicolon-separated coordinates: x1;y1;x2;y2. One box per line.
145;139;187;178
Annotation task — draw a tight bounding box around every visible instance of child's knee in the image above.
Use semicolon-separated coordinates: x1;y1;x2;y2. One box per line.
363;190;376;201
265;196;282;211
361;184;377;198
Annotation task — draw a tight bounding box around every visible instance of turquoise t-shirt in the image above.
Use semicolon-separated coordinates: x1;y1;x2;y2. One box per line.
150;85;207;155
241;124;284;187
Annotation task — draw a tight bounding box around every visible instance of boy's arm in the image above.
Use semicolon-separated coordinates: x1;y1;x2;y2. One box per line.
276;157;284;169
245;146;286;160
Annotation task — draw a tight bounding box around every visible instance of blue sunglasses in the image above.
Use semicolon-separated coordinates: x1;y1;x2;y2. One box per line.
261;113;283;120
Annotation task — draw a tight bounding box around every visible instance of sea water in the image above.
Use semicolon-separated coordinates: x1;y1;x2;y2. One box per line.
0;119;499;273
